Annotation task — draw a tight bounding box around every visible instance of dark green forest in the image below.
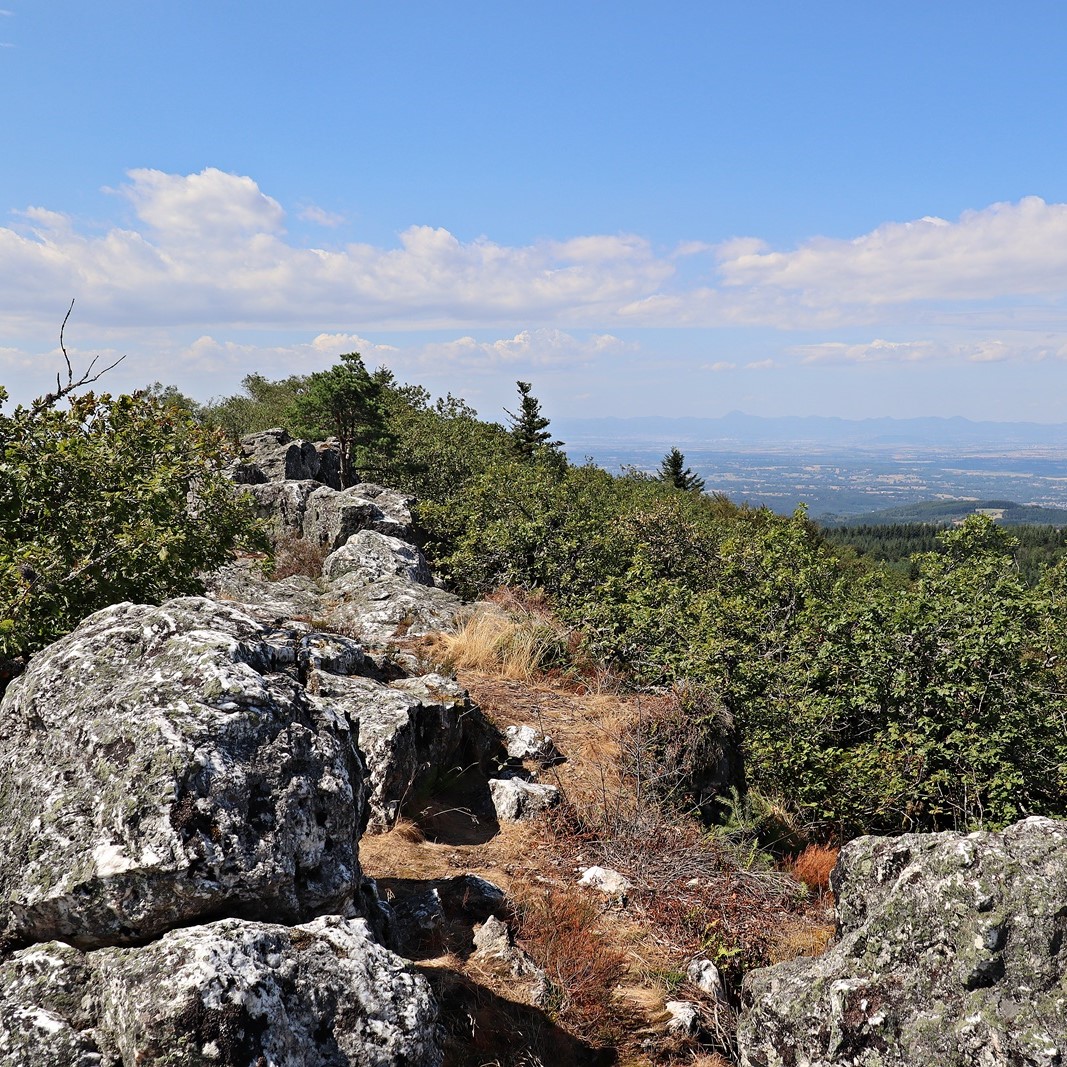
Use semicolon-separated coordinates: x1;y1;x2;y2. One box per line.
4;355;1066;845
823;522;1067;585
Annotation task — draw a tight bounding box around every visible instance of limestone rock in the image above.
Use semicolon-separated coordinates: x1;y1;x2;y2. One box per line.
245;479;322;541
505;723;563;765
326;579;462;645
579;865;632;898
0;597;374;951
472;916;552;1007
686;957;728;1007
325;529;434;587
738;816;1067;1066
233;428;322;483
305;484;416;549
0;918;442;1067
664;1000;701;1037
0;941;100;1066
489;777;561;822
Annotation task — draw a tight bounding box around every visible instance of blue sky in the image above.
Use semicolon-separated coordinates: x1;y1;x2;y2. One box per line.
3;2;1067;423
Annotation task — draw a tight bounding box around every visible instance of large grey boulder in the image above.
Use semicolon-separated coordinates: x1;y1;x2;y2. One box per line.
233;427;322;483
326;579;462;645
305;484;416;548
738;817;1067;1066
0;917;442;1066
325;529;434;587
245;479;322;540
0;597;376;951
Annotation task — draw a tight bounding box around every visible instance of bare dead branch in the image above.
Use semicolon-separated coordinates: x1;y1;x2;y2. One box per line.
31;301;127;414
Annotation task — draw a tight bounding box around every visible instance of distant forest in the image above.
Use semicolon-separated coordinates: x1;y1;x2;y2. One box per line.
823;522;1067;584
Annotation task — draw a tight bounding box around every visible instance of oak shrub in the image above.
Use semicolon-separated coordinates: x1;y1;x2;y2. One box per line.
0;385;266;665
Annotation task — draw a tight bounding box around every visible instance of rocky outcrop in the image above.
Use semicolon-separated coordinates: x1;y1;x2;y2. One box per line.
243;477;418;549
738;816;1067;1066
229;427;342;489
312;670;501;830
207;532;461;647
0;596;444;1064
214;431;463;646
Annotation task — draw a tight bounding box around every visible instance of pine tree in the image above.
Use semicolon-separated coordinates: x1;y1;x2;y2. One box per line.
505;381;563;460
658;447;705;493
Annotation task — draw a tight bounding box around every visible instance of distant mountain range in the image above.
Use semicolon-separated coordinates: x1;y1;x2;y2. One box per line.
554;413;1067;450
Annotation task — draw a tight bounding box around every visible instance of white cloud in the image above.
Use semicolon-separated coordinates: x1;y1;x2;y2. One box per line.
744;359;775;370
5;171;1067;365
702;360;737;372
117;168;286;240
792;336;1067;366
1;168;675;332
716;197;1067;312
299;205;345;227
419;329;627;369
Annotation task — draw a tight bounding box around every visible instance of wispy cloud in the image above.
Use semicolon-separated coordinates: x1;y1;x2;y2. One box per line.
793;336;1067;366
299;204;345;227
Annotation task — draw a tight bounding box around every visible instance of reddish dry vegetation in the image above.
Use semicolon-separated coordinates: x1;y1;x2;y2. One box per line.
268;535;331;580
788;844;840;895
362;619;837;1066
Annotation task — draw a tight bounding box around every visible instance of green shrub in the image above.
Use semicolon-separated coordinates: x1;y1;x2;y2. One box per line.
0;385;266;664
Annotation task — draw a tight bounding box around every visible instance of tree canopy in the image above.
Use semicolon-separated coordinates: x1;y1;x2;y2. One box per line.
658;447;705;493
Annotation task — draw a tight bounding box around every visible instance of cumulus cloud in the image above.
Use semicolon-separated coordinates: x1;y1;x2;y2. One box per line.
4;171;1067;355
118;167;286;239
717;197;1067;312
1;168;675;332
702;360;737;372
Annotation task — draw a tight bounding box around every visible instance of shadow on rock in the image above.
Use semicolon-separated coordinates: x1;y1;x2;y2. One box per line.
420;964;617;1067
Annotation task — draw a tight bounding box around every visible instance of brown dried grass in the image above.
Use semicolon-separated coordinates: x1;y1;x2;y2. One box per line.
513;886;630;1044
763;917;836;964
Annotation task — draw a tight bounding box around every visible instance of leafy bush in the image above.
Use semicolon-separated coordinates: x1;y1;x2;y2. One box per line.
0;385;266;665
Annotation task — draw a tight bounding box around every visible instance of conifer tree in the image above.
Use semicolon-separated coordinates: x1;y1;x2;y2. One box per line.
658;447;705;492
505;381;563;460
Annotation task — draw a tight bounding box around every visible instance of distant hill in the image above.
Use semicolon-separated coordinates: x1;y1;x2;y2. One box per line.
820;499;1067;527
555;412;1067;450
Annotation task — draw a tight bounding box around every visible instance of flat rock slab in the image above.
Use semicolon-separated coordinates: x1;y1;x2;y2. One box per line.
739;816;1067;1066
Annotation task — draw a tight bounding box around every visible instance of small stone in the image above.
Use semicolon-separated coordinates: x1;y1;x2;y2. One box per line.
578;866;632;897
505;724;563;765
489;778;561;822
664;1000;701;1036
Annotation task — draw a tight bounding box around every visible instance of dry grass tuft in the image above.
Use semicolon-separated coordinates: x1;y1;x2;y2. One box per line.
764;917;836;964
269;535;331;580
389;816;427;844
434;594;570;680
788;843;840;894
